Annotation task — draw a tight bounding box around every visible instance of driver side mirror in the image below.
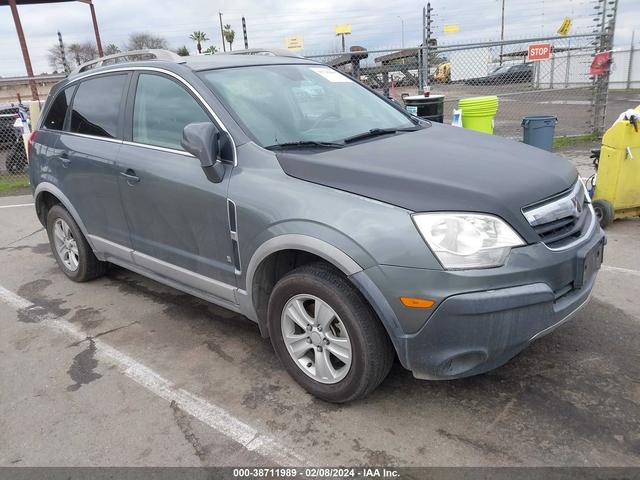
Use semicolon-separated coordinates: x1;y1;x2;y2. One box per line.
181;122;226;183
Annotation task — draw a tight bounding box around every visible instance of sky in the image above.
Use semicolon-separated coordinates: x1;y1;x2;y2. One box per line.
1;0;639;76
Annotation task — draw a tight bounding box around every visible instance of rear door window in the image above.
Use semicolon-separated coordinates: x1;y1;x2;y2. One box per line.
132;73;210;150
42;87;74;131
70;74;127;138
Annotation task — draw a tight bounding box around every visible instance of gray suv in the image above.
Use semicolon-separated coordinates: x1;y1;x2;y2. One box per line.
29;52;605;403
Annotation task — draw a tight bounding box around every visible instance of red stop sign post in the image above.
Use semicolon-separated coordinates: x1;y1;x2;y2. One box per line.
527;43;552;61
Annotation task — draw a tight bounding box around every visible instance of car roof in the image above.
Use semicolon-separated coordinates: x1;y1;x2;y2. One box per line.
57;53;320;90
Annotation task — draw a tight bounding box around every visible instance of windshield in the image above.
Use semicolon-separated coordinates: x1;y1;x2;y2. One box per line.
198;64;415;147
490;66;510;75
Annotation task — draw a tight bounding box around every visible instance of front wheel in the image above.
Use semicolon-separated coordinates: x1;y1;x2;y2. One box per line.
267;263;394;403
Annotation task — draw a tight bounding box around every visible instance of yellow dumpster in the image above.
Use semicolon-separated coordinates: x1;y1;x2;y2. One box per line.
592;105;640;227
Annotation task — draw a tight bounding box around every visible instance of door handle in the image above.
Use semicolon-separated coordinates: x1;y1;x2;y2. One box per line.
120;169;140;184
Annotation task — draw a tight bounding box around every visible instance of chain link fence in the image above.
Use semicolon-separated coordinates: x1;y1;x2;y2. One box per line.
0;75;59;191
1;34;637;189
0;101;29;190
307;34;606;139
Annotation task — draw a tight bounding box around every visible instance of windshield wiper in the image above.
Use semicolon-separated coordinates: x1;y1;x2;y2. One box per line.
341;126;422;144
265;140;344;150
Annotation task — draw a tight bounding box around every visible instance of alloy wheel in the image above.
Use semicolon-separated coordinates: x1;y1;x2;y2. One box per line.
52;218;79;272
280;294;352;384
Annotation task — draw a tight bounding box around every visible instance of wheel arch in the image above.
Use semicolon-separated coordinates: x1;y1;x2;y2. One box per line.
241;235;362;332
34;182;97;252
240;235;405;364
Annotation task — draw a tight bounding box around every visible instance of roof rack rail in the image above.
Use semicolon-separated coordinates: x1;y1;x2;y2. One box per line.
69;49;183;77
222;48;303;59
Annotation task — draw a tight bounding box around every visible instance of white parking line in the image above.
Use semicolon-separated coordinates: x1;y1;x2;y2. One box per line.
0;203;34;209
0;284;308;466
602;264;640;277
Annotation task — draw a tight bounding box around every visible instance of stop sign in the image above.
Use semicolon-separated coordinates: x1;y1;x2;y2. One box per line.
527;43;551;61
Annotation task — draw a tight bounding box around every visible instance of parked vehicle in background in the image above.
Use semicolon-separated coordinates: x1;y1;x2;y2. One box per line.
6;134;28;174
29;50;604;403
0;103;20;148
465;63;533;85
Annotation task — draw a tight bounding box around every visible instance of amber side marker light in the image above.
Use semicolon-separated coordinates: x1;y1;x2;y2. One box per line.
400;297;436;308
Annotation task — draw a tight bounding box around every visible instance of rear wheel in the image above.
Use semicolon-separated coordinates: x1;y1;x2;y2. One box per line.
268;263;394;403
593;199;614;228
46;205;107;282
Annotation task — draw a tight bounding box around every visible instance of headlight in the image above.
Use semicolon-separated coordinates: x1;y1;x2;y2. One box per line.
412;213;525;270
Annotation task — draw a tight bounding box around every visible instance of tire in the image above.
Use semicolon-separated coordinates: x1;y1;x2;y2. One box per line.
267;262;394;403
46;205;107;282
593;199;614;229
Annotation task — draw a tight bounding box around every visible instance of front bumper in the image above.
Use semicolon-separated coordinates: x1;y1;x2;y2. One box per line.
351;221;605;380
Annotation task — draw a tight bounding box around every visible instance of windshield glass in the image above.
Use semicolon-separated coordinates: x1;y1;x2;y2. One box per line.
198;64;415;147
490;66;510;75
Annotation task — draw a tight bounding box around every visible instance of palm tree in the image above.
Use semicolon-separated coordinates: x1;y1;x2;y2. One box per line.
189;31;209;54
176;46;190;57
223;25;235;51
203;45;218;55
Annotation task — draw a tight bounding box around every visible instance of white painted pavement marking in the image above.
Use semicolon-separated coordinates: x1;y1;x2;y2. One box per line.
0;284;308;466
0;203;34;209
601;264;640;278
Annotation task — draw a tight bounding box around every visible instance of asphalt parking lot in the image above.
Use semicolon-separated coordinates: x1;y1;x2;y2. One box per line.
0;188;639;467
392;88;640;138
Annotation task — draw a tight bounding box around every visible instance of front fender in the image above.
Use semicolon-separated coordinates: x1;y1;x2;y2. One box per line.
238;219;375;323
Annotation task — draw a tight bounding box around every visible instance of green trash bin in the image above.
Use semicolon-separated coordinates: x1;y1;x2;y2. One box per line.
459;96;499;134
522;115;558;152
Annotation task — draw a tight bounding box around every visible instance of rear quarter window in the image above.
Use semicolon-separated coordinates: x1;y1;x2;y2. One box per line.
42;87;74;131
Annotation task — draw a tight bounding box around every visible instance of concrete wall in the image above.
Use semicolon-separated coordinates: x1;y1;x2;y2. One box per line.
0;76;62;104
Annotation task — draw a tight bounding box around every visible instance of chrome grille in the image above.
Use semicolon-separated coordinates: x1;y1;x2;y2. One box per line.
523;181;593;249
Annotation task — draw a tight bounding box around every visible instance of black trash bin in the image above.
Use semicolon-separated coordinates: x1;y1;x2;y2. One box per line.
402;94;445;123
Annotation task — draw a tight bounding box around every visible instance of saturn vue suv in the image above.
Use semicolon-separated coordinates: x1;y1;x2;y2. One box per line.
28;51;605;403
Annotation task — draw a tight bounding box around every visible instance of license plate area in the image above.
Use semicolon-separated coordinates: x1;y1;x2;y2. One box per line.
575;239;604;288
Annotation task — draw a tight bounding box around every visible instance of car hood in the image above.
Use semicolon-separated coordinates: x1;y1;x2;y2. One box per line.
275;122;578;242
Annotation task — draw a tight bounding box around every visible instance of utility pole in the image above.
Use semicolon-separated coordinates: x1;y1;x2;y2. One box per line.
499;0;506;65
425;2;433;88
8;0;38;100
397;16;405;48
419;6;426;89
628;30;635;90
242;16;249;50
57;31;70;75
219;12;226;52
337;32;347;52
592;0;619;136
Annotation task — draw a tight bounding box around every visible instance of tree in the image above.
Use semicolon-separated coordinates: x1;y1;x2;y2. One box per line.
223;24;235;51
103;43;120;55
126;32;168;51
48;40;118;72
203;45;218;55
176;46;190;56
47;41;98;69
47;44;67;71
189;31;209;54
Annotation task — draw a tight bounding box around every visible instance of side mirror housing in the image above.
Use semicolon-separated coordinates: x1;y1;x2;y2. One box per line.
181;122;226;183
